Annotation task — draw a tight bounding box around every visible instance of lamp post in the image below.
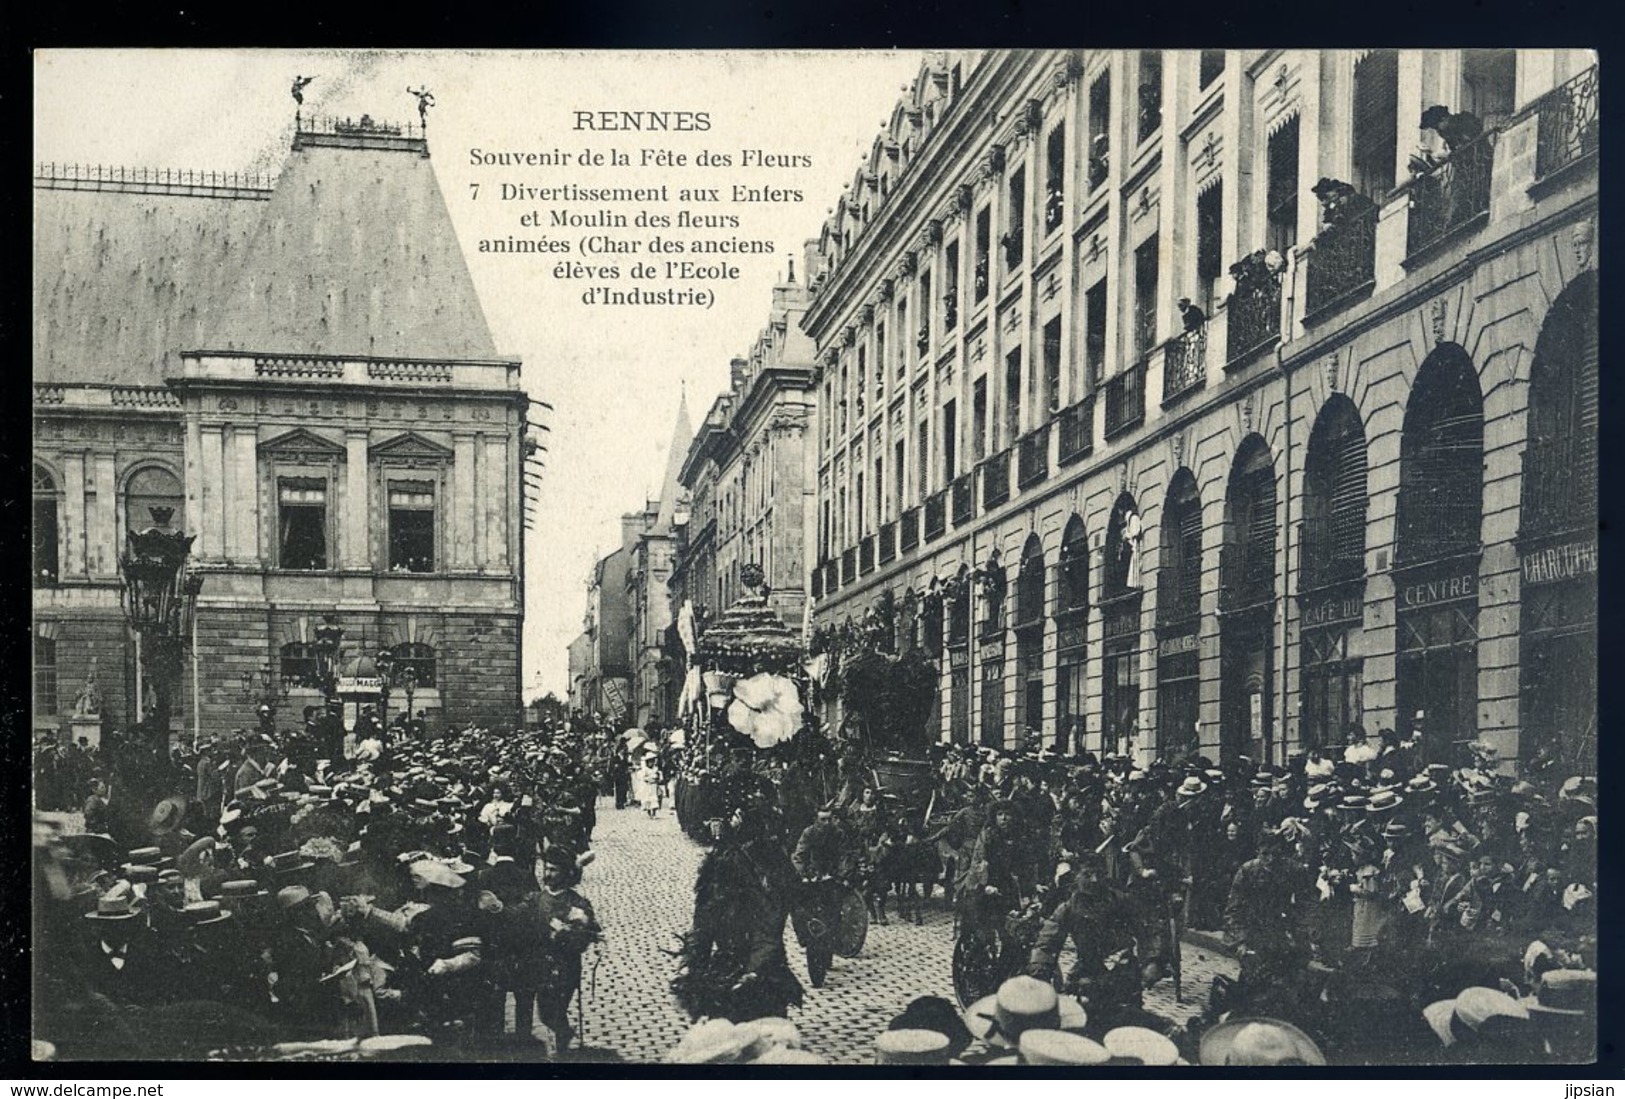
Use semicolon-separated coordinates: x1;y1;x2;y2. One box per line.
117;508;202;752
312;623;346;703
375;647;396;732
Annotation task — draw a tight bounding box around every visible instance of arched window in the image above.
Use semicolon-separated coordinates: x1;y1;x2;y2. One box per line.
1102;494;1143;752
1222;437;1278;610
125;465;185;534
1303;396;1369;588
1220;437;1278;762
978;550;1005;639
923;580;945;655
390;642;437;689
899;590;919;654
280;642;322;689
1014;536;1046;739
948;566;972;744
1056;517;1089;753
1519;272;1598;770
33;465;59;586
1158;470;1204;627
1397;345;1484;564
1158;470;1203;759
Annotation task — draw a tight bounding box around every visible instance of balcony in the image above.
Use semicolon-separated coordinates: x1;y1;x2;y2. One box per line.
900;507;920;552
1304;203;1378;319
1534;65;1599;182
879;521;897;564
1001;227;1024;270
1058;396;1095;466
1407;132;1495;258
1226;252;1284;365
951;473;974;526
811;567;824;599
859;536;876;575
840;548;856;586
1104;360;1146;440
1160;326;1207;407
925;491;947;542
826;560;841;594
1017;423;1050;488
982;450;1012;511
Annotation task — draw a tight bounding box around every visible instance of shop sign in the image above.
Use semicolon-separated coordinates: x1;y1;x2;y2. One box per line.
1157;633;1199;658
978;637;1005;665
1520;539;1597;587
336;676;383;695
949;648;970;670
1302;593;1363;629
1103;605;1140;642
1398;572;1479;612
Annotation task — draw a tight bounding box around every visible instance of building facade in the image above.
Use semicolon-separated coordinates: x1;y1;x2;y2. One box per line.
671;267;821;637
624;400;694;729
33;116;529;741
806;49;1597;769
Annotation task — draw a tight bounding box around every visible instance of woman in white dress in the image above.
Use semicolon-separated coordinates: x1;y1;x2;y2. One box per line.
631;751;664;819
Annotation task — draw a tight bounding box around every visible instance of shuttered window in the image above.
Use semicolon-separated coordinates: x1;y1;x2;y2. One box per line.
1352;50;1399;199
1398;347;1484;563
1522;274;1598;538
1159;476;1203;625
1224;444;1277;608
1304;397;1370;587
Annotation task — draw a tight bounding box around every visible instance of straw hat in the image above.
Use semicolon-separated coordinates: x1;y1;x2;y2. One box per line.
1103;1025;1179;1065
875;1029;950;1066
1019;1029;1111;1066
964;976;1088;1048
1199;1018;1326;1066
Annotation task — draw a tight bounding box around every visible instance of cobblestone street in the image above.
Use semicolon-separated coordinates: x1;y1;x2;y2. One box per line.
561;797;1236;1064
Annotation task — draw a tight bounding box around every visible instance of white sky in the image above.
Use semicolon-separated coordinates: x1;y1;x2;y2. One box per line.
34;48;926;700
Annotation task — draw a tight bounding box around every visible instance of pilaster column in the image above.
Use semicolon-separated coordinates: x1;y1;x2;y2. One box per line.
199;426;225;561
62;450;87;578
343;430;369;570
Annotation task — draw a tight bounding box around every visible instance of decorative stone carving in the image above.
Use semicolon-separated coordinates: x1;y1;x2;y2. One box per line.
1326;354;1340;392
1572;217;1595;271
1430;298;1448;344
1171;433;1186;465
1242;394;1256;433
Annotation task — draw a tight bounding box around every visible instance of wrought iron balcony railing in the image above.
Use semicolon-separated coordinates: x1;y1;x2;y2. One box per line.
1058;395;1095;466
1160;326;1207;406
1305;203;1379;317
925;491;947;541
1534;65;1599;181
982;450;1012;511
1017;422;1051;488
1407;132;1495;257
1226;254;1284;364
1104;360;1147;440
951;473;974;525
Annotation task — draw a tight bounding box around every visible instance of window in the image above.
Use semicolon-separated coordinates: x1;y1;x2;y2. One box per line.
943;243;959;330
917;419;930;498
1159;472;1204;626
823;381;833;451
875;325;888;388
1014;537;1046;738
389;642;437;689
1303;395;1369;587
1461;49;1517;131
1352;49;1399;199
942;399;957;482
1397;346;1485;563
125;466;185;534
1196;183;1224;314
1134;235;1159;358
895;297;908;376
1004;348;1023;447
894;439;906;512
1223;438;1278;609
1045;123;1066;233
971;378;988;462
278;477;329;570
1088;72;1111;190
1005;166;1026;271
388;479;435;572
919;271;933;348
1042;318;1063;416
1137;51;1163;144
1521;274;1597;540
1266;116;1300;254
856;473;866;538
280;641;322;689
839;364;849;434
1085;277;1108;386
34;635;57;716
1199;50;1225;90
874;455;885;524
974;209;991;302
859;345;869;401
33;466;58;586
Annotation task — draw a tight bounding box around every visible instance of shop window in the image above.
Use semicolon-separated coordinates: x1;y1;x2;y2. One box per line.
34;635;57;715
390;642;438;689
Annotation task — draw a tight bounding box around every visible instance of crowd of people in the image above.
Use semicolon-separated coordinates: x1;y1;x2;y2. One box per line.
665;720;1598;1065
34;707;615;1061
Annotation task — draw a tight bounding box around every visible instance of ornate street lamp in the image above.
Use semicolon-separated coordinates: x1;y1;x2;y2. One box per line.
312;623;346;702
118;508;202;748
375;647;396;731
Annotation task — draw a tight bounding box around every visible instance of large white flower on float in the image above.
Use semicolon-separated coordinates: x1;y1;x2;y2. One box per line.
727;673;803;749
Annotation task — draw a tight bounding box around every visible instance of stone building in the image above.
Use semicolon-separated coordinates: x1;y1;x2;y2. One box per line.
33;115;529;741
806;49;1596;770
624;399;694;729
671;265;821;638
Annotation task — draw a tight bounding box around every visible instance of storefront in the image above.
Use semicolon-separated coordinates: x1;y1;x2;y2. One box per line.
978;633;1006;748
1054;517;1090;754
1220;437;1278;763
1155;629;1200;758
1517;536;1596;768
1394;561;1481;761
1101;594;1141;755
1298;585;1364;749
